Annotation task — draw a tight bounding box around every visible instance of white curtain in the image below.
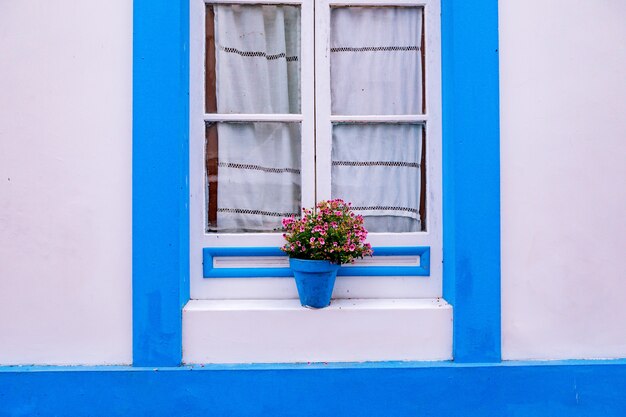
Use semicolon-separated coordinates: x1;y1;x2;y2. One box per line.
212;5;301;232
330;7;424;232
210;6;423;233
332;124;422;233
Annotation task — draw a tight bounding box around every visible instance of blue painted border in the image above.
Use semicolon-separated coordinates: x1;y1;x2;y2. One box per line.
204;247;291;278
130;0;501;366
132;0;189;366
203;246;430;278
441;0;501;362
2;361;626;416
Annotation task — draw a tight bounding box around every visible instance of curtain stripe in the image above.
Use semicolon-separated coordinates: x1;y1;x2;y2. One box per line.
331;46;420;53
217;208;298;217
353;206;420;214
219;162;300;174
219;45;298;61
333;161;420;168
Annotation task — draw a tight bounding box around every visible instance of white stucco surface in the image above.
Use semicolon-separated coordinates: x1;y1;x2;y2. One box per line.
1;0;625;365
0;1;132;364
500;1;626;359
184;298;452;363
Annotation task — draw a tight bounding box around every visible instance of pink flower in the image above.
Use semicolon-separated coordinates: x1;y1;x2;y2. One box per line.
281;199;372;263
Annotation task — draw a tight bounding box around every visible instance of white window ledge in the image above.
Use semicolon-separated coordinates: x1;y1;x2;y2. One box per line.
183;298;452;364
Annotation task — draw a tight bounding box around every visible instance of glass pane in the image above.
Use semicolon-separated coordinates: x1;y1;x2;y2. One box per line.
206;4;301;114
331;123;424;232
206;122;301;232
330;6;423;115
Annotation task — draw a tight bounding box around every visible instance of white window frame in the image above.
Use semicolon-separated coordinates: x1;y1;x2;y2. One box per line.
189;0;442;300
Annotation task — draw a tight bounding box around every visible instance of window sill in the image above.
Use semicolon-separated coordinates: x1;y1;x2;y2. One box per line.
182;298;452;364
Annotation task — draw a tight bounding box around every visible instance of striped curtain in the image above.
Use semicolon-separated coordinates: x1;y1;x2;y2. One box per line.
330;7;424;232
212;5;301;232
210;5;423;233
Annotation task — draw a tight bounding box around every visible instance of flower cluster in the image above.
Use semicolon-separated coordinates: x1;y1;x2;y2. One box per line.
281;199;373;264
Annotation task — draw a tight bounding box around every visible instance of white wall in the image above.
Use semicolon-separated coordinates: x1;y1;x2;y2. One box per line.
1;0;625;365
500;1;626;360
0;1;132;364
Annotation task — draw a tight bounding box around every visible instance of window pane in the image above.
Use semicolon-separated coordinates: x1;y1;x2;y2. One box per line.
206;122;301;232
206;4;301;114
331;123;424;232
330;6;423;115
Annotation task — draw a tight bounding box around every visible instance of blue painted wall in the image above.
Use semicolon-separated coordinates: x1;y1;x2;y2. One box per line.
2;362;626;416
441;0;501;362
132;0;189;366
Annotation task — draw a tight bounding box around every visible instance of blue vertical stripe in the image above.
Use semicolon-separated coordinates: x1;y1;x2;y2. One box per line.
133;0;190;366
441;0;502;362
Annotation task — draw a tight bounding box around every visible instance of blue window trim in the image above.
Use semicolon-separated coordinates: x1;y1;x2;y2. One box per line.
203;246;430;278
132;0;500;366
132;0;190;366
441;0;501;362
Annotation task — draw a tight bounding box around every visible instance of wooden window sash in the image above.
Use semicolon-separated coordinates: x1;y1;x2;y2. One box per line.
205;5;219;229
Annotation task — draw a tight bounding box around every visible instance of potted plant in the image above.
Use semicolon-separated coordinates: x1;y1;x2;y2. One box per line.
281;199;373;308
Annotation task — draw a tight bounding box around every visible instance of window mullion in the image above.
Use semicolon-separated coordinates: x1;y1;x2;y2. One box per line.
313;0;333;203
301;0;317;209
203;113;303;122
330;115;429;123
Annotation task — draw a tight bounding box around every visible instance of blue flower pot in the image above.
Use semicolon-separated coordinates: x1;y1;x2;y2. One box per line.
289;258;340;309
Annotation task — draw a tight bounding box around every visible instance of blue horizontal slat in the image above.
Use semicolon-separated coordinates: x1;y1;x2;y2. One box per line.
203;246;430;278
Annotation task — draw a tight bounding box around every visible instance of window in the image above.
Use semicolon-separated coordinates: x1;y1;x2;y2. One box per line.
189;0;441;300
